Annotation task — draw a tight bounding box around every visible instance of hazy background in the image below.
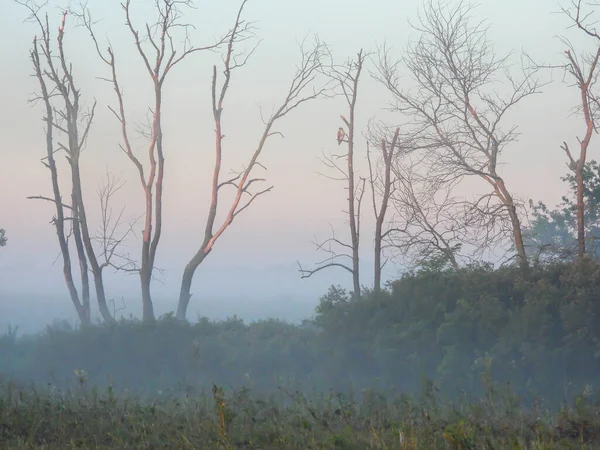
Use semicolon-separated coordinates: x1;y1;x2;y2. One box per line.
0;0;592;333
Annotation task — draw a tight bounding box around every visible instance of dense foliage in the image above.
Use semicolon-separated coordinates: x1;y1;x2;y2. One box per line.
2;260;599;408
317;259;600;403
526;160;600;261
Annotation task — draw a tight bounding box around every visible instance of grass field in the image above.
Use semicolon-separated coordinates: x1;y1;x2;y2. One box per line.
1;378;599;449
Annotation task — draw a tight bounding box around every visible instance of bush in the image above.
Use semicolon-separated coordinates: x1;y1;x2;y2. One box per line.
2;259;599;407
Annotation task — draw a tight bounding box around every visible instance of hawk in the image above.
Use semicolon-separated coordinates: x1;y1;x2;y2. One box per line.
337;127;345;145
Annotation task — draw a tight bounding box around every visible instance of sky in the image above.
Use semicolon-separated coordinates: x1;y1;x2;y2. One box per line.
0;0;596;330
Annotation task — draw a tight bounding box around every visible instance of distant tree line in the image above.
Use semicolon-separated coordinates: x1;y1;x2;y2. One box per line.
2;258;599;407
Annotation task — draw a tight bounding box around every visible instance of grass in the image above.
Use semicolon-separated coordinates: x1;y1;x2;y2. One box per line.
1;377;600;449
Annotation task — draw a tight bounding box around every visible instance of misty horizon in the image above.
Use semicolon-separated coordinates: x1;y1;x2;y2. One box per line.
1;0;598;330
2;1;600;447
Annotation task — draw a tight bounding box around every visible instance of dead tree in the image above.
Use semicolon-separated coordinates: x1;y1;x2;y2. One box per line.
555;1;600;259
94;169;139;276
23;4;118;324
386;151;477;271
297;50;367;298
81;0;230;322
30;29;89;324
559;49;600;259
375;0;541;268
366;125;400;292
24;5;132;324
176;2;328;320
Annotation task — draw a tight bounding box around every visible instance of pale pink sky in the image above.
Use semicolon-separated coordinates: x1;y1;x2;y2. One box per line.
0;0;594;323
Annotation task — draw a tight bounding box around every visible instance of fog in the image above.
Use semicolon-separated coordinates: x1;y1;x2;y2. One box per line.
3;8;600;448
0;0;593;330
1;262;358;334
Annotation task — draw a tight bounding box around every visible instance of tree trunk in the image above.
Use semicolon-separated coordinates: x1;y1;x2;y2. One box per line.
348;136;360;298
177;248;209;320
140;183;156;323
494;175;528;268
63;266;90;325
374;220;383;293
71;202;91;321
372;130;398;293
140;263;155;322
351;241;360;298
347;86;360;299
447;249;460;272
177;262;196;321
71;148;115;324
32;43;90;326
507;203;528;267
576;169;586;259
93;270;115;323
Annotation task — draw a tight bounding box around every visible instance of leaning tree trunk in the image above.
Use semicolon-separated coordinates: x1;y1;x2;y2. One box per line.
506;200;528;268
493;175;528;268
71;201;91;321
71;152;116;324
177;244;210;320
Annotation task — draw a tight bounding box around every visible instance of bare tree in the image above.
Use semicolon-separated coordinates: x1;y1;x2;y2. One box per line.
375;0;541;268
298;50;367;298
554;1;600;259
366;125;400;292
23;3;119;324
94;169;139;275
81;0;230;322
176;2;328;320
559;46;599;259
26;8;90;324
0;229;7;247
386;152;476;271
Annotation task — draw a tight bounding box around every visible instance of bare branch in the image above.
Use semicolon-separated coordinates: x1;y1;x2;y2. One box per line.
297;260;354;279
386;155;471;272
299;48;366;296
94;168;139;273
176;6;328;319
374;0;539;267
27;195;73;210
22;1;92;324
78;0;233;321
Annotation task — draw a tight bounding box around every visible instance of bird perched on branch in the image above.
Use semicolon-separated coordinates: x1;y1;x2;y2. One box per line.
337;127;345;145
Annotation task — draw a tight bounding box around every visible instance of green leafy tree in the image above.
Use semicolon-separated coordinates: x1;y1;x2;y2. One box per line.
526;161;600;261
